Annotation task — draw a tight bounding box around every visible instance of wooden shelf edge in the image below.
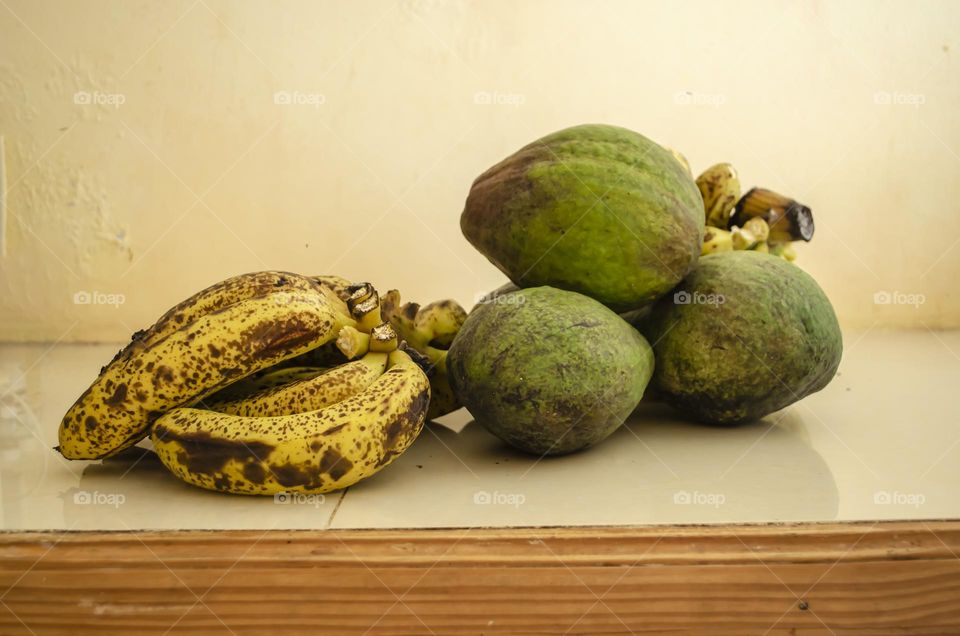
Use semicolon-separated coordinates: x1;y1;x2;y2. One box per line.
1;520;959;634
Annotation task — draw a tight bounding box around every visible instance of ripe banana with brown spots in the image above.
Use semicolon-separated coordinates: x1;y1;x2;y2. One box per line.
151;349;430;494
696;163;741;229
58;287;354;460
203;366;327;403
312;275;353;302
204;352;388;417
109;271;345;368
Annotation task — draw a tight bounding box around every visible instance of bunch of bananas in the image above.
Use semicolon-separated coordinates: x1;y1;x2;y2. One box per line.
695;163;814;261
380;291;467;421
57;271;466;495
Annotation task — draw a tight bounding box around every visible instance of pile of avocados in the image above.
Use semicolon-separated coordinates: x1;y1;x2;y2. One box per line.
447;123;842;456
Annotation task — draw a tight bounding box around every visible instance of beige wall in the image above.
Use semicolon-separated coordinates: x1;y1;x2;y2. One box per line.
1;0;958;342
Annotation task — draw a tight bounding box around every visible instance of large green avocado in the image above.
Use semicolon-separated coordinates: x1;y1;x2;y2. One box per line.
641;251;842;424
447;286;654;455
461;124;703;312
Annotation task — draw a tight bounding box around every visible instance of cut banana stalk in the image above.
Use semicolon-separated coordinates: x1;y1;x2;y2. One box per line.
731;226;758;250
742;217;770;243
731;187;814;242
369;322;399;353
336;325;370;359
345;283;387;333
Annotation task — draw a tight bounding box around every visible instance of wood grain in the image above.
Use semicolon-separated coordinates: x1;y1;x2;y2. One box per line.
1;521;959;634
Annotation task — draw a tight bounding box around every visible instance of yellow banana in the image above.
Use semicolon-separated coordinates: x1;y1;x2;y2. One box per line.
59;287;353;459
204;366;327;403
696;163;741;229
701;227;734;255
312;275;353;302
278;340;351;369
110;271;327;367
151;349;430;494
742;217;770;243
425;370;459;420
770;242;798;262
205;353;388;417
382;290;466;420
414;300;467;348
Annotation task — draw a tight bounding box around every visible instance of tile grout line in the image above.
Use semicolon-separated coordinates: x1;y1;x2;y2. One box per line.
325;487;349;530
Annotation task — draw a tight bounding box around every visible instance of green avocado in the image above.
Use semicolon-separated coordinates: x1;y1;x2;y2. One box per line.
641;251;842;424
447;286;654;455
460;124;704;312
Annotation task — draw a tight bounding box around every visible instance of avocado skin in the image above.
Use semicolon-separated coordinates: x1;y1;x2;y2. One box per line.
641;251;842;425
460;124;703;312
447;286;654;455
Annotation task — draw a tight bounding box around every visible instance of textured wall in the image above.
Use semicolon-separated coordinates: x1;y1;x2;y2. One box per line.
1;0;958;341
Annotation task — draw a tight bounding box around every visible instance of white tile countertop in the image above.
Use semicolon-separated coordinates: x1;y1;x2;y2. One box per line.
1;330;958;531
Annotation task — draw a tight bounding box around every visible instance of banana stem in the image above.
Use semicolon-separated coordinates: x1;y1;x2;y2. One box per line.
369;322;399;353
348;285;383;333
336;325;370;359
354;299;383;333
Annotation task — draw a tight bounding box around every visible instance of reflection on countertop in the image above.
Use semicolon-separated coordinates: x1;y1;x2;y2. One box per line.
0;330;958;531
